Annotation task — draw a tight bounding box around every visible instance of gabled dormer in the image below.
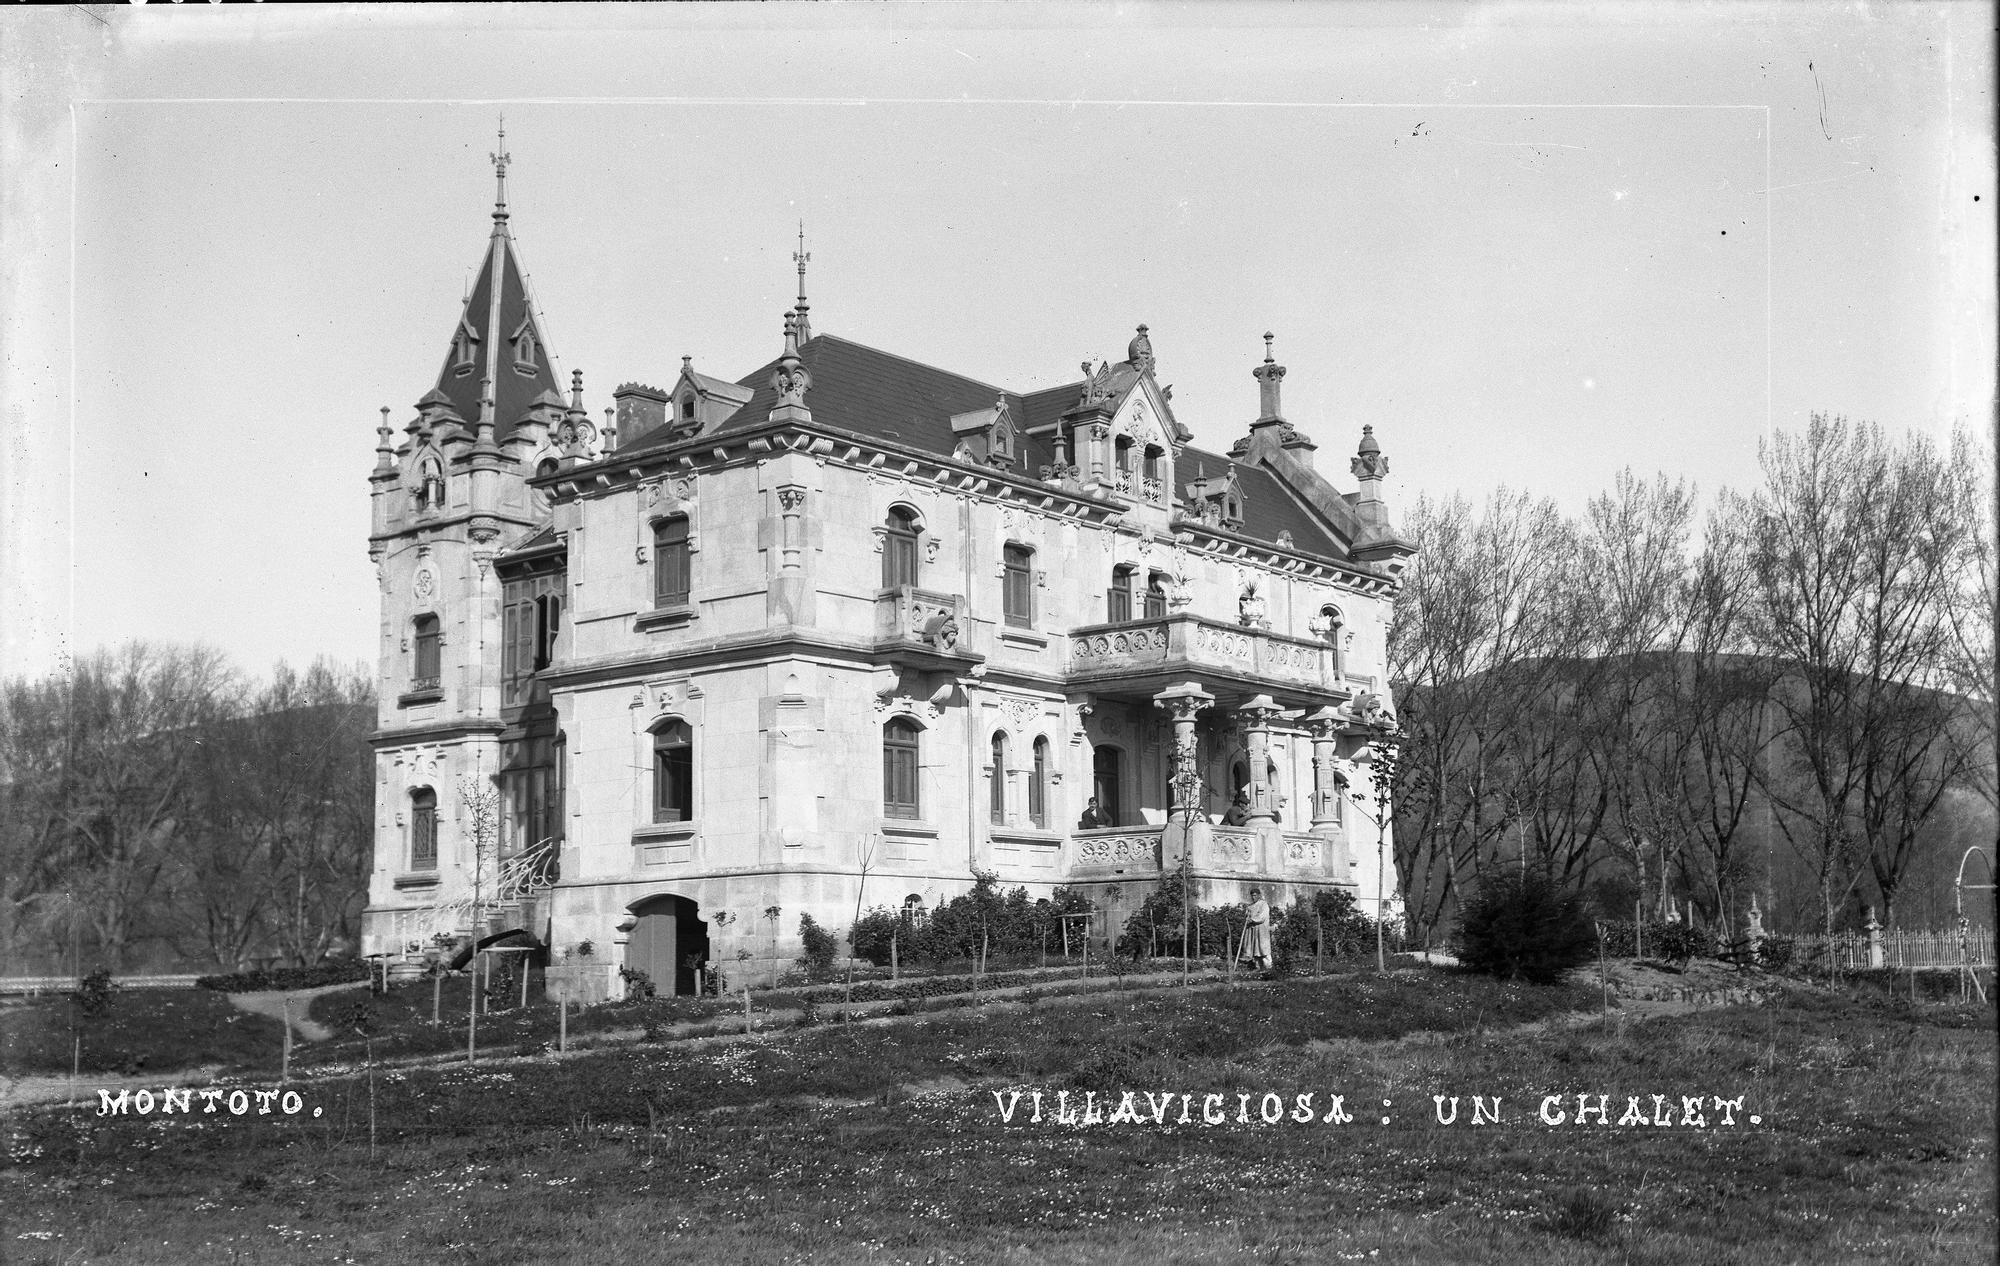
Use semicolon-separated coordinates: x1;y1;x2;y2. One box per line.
1186;462;1245;530
1058;324;1192;505
950;395;1018;468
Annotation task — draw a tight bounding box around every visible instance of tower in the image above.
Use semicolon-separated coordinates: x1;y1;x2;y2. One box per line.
361;126;579;957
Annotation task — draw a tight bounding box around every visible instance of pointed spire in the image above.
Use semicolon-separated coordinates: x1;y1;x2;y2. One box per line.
375;407;396;470
490;115;511;229
792;222;813;343
426;128;564;447
1253;330;1287;424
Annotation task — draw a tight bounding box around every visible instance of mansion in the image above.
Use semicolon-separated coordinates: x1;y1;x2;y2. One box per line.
360;151;1413;996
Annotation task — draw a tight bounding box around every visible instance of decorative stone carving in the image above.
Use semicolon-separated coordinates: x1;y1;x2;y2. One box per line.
1076;832;1159;866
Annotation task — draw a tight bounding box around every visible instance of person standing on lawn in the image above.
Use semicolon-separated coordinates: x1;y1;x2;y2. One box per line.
1241;888;1273;971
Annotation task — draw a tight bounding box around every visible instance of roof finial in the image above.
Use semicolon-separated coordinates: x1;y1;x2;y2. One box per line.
1263;331;1275;364
792;220;813;343
490;115;511;225
1253;330;1286;423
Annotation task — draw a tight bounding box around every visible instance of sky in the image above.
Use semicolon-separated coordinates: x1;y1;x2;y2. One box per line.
2;2;1992;682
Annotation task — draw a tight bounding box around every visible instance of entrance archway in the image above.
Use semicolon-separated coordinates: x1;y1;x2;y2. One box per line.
625;894;710;995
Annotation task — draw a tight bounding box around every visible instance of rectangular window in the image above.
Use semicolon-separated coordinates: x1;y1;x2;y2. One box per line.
653;720;694;823
883;510;920;589
1029;739;1048;828
654;517;691;608
410;790;438;870
413;616;441;690
1107;568;1133;622
1003;545;1033;628
1143;575;1167;619
883;720;921;819
989;734;1008;825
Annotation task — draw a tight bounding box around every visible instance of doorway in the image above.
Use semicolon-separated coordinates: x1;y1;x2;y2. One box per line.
625;894;710;995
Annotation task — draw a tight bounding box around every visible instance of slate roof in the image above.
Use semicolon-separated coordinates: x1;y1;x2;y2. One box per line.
429;230;564;444
609;331;1352;563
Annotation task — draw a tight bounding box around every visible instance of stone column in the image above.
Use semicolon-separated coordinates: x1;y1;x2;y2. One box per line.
777;486;806;572
1153;682;1214;816
1304;705;1343;831
1238;694;1282;825
1153;682;1213;870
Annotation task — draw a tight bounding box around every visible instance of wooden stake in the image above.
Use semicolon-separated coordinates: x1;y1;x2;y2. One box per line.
281;996;293;1085
520;959;529;1010
559;997;567;1053
743;983;754;1037
366;1038;377;1159
432;970;441;1026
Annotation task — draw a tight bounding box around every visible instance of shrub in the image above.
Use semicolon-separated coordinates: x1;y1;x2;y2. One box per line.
1756;935;1796;971
195;961;370;993
799;914;839;979
618;966;657;1001
1455;870;1597;985
325;996;380;1035
1272;889;1375;976
1544;1188;1618;1241
1649;923;1711;969
68;968;116;1019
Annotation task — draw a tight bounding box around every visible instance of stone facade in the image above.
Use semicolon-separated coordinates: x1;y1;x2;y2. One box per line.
360;163;1414;997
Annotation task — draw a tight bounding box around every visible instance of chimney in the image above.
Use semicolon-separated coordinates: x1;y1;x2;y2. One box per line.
614;382;670;442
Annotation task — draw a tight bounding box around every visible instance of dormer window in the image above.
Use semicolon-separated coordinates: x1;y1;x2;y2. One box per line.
991;420;1013;463
511;316;539;372
680;394;697;425
451;319;479;376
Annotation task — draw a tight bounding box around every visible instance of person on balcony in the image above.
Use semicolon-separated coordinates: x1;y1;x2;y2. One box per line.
1078;797;1108;829
1221;790;1251;826
1241;888;1273;971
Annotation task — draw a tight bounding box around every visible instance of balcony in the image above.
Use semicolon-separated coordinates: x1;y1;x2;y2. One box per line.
1066;614;1347;700
1062;823;1348;884
873;585;983;672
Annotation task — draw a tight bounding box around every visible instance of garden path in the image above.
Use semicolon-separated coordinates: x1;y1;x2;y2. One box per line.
226;980;367;1043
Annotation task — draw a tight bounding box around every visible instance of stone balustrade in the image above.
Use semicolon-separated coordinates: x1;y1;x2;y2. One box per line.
1067;614;1342;692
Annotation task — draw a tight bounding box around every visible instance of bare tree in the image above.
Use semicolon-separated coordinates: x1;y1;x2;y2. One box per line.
1743;416;1978;937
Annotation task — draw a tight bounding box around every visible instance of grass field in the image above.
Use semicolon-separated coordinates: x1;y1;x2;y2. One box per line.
2;970;1992;1264
0;989;288;1079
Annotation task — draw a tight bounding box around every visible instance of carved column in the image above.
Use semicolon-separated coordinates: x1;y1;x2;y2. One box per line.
1153;682;1214;816
1238;694;1282;824
777;486;806;572
1305;705;1343;831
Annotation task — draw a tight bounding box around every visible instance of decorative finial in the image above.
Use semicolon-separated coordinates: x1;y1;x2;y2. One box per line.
792;222;813;343
770;310;812;420
490;116;511;222
1253;331;1286;423
570;368;585;411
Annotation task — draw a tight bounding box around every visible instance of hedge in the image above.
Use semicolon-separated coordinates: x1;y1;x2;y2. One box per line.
194;961;371;993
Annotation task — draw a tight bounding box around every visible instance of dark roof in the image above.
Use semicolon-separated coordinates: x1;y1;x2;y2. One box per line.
430;231;564;444
610;331;1348;562
1180;446;1349;557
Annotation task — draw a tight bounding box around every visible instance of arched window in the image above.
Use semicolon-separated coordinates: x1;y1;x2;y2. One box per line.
883;718;922;819
883;507;921;589
412;614;441;690
1003;544;1034;627
1091;746;1123;827
1030;737;1050;828
652;719;694;823
1107;565;1135;622
902;894;925;922
1144;572;1169;619
535;457;560;480
654;516;691;608
409;788;438;871
990;732;1009;824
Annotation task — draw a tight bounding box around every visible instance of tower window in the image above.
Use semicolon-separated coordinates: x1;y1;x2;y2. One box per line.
412;614;441;690
409;788;438;871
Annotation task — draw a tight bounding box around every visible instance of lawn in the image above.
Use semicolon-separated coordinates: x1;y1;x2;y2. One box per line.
0;989;289;1079
2;971;1991;1264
